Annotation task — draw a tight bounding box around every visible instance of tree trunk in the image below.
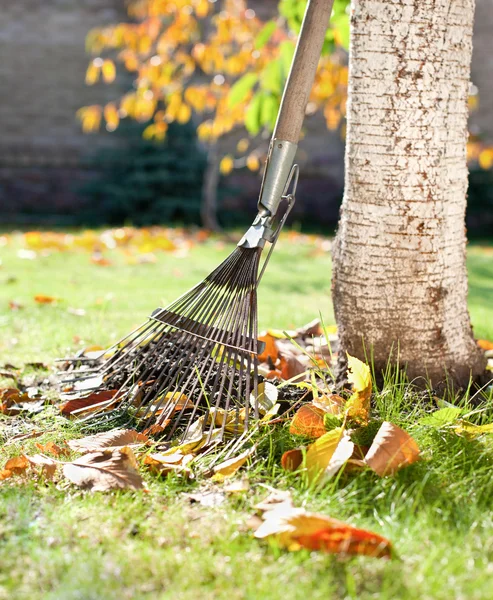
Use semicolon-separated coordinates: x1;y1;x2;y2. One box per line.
201;143;221;231
332;0;485;386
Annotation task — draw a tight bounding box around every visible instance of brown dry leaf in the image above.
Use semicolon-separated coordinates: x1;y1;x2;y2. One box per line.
253;492;392;558
35;441;70;457
312;394;346;415
25;454;58;480
289;404;326;438
60;390;119;416
62;447;145;491
295;318;323;337
281;448;304;472
212;446;255;478
0;455;30;480
34;295;58;304
68;429;149;452
365;421;420;476
345;355;372;424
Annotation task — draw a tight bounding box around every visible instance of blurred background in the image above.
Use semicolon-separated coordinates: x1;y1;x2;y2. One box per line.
0;0;492;234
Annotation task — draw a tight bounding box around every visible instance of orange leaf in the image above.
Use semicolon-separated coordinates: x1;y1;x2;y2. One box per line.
35;441;69;458
253;492;392;558
34;295;58;304
258;334;278;363
60;390;119;416
293;520;392;558
365;421;420;476
0;455;30;480
281;448;303;471
289;404;326;438
478;339;493;351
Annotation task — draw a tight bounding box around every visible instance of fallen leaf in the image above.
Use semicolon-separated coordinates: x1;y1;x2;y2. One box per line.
224;478;250;494
68;429;148;452
478;339;493;351
67;307;86;317
0;455;30;480
143;452;193;476
212;446;255;478
345;355;372;424
34;295;58;304
25;454;58;480
365;422;420;476
281;448;304;472
63;447;145;491
250;381;278;415
305;427;345;483
35;441;69;457
419;407;462;427
8;301;24;311
290;404;326;438
258;334;279;363
453;421;493;437
253;492;392;558
295;319;323;337
312;394;346;415
60;390;119;416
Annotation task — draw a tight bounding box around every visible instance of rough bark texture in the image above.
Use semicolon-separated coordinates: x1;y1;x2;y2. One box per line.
332;0;485;386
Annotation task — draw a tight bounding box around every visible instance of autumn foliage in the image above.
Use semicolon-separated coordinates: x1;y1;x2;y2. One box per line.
78;0;350;173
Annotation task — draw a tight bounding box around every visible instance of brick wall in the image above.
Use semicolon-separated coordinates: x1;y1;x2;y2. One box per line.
0;0;125;218
0;0;491;223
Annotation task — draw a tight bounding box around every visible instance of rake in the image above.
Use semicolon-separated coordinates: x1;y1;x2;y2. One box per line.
60;0;335;442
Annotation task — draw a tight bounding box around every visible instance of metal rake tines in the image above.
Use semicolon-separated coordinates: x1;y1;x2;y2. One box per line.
60;247;262;441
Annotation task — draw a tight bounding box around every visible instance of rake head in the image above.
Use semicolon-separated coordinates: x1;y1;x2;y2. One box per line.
60;246;263;442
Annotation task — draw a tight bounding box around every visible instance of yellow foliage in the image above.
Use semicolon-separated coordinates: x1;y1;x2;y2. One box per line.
104;103;120;131
479;149;493;170
85;61;100;85
220;155;234;175
102;59;116;83
246;153;260;171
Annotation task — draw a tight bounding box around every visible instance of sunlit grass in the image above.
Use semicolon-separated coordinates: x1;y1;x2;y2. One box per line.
0;231;492;599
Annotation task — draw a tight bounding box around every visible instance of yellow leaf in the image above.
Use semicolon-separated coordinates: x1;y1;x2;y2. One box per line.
85;62;100;85
246;154;260;171
177;103;192;124
305;427;344;483
220;155;234;175
102;59;116;83
104;103;120;131
345;355;372;424
236;138;249;153
365;421;420;476
479;149;493;170
453;421;493;438
212;446;255;478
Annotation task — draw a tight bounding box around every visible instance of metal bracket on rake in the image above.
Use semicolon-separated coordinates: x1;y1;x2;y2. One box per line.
257;163;299;285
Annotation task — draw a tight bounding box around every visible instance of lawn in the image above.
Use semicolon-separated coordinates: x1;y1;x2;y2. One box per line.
1;230;493;600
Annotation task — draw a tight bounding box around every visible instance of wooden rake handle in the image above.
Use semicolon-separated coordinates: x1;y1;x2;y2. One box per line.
274;0;336;144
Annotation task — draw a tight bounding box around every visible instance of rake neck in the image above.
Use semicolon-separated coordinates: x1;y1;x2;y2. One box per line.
238;0;335;250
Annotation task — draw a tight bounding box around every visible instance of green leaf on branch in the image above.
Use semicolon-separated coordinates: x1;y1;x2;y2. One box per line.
255;21;277;50
260;61;283;95
245;93;263;135
227;73;258;108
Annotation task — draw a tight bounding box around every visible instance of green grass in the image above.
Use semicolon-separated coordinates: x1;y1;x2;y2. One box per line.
1;232;493;600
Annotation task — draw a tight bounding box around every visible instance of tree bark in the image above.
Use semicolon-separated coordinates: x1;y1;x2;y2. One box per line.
332;0;485;386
